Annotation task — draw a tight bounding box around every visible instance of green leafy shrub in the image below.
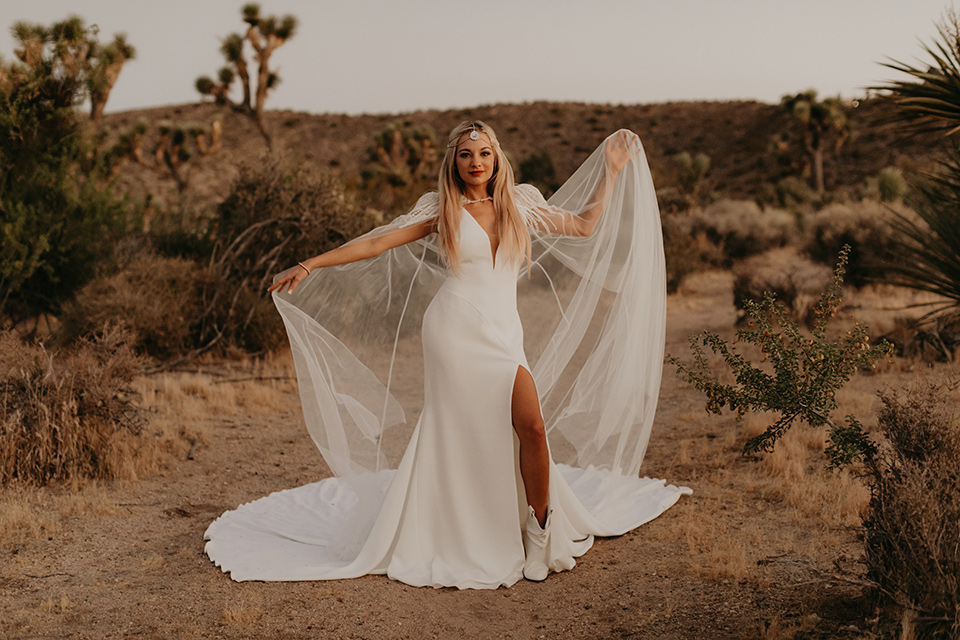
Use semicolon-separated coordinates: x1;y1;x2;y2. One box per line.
669;248;892;467
864;384;960;638
0;326;151;485
0;41;126;326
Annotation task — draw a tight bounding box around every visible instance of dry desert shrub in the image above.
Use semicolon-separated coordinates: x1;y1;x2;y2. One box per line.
863;384;960;638
0;326;163;485
732;248;833;326
59;254;207;360
805;200;908;287
661;214;717;292
684;199;797;263
199;159;375;354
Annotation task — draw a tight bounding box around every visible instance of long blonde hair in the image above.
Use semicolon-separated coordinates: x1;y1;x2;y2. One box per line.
437;121;529;273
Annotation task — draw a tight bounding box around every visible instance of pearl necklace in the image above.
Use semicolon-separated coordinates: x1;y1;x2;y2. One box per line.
463;196;492;205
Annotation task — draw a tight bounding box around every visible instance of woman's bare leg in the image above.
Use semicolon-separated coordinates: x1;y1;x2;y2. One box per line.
512;366;550;527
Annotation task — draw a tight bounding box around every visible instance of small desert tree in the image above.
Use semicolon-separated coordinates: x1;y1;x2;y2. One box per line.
195;3;297;149
781;90;850;195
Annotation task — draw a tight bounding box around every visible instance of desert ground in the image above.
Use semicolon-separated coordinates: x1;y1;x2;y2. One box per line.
1;266;940;640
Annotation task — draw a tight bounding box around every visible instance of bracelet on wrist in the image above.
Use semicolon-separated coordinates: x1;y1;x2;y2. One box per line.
297;261;311;275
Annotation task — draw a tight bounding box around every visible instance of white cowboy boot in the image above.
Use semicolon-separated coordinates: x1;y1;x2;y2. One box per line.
523;505;552;581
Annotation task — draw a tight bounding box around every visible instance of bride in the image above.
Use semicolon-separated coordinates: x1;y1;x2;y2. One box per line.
204;121;690;589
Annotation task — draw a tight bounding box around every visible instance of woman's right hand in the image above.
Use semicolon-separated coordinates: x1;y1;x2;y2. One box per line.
268;264;310;295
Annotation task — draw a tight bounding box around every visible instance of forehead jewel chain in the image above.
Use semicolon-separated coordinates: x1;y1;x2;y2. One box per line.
448;126;496;148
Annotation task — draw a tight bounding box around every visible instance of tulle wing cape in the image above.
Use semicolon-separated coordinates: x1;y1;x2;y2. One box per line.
272;130;665;482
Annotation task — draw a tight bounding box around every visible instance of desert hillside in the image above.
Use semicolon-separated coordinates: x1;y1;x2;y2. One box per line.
102;97;942;213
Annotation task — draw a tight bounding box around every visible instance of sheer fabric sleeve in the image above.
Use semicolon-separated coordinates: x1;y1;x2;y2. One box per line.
271;193;444;477
514;183;576;234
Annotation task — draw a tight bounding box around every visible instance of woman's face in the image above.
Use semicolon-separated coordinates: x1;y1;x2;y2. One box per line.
455;133;496;190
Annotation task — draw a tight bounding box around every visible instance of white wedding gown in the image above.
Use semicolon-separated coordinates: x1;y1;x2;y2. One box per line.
204;133;691;588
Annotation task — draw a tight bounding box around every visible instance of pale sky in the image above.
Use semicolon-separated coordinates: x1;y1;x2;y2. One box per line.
0;0;951;116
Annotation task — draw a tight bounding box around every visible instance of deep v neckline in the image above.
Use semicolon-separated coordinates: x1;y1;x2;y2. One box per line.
464;208;500;268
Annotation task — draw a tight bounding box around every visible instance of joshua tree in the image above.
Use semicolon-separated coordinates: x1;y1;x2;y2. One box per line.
195;3;297;149
781;90;850;194
673;151;711;203
363;122;440;209
113;117;223;194
9;15;135;125
87;34;135;125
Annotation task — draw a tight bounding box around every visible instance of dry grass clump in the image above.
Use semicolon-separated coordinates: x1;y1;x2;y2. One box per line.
741;411;870;530
805;200;908;287
732;248;833;326
59;254;207;359
864;383;960;638
0;327;160;485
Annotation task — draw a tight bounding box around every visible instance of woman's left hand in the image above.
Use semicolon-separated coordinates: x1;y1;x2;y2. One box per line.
268;264;310;295
604;129;640;175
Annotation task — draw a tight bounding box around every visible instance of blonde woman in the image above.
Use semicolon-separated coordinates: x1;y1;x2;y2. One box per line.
205;121;690;588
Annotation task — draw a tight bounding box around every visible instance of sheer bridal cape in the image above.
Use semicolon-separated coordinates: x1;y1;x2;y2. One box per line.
204;130;691;588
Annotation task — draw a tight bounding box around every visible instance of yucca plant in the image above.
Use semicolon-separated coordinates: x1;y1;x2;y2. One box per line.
877;10;960;319
883;148;960;316
879;11;960;134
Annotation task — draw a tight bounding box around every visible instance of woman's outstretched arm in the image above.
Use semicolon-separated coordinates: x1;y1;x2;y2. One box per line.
268;218;437;295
